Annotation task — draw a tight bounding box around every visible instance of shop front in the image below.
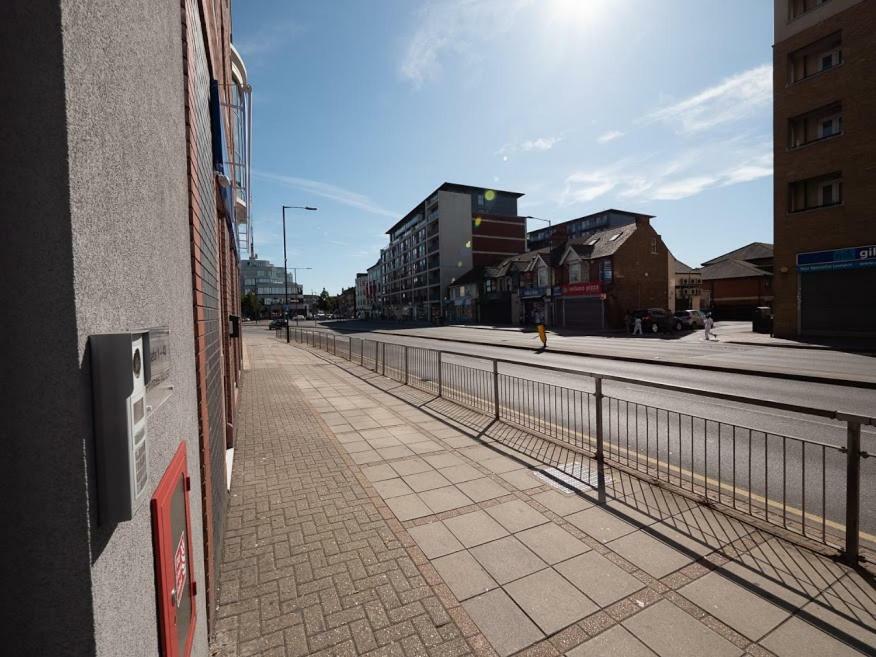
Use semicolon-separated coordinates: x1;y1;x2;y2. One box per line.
797;245;876;335
520;286;549;325
559;282;604;330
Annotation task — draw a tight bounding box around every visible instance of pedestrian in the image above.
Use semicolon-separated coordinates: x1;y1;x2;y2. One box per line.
704;313;714;341
633;316;643;336
534;309;547;351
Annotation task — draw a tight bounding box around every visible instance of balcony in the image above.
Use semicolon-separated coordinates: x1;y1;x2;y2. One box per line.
787;33;841;85
789;172;842;213
788;103;842;149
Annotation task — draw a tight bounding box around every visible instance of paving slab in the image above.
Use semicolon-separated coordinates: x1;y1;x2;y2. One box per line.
531;489;594;516
760;614;866;657
567;625;658;657
567;505;639;543
402;469;452;492
679;571;792;641
505;568;599;634
486;499;550;533
383;493;432;521
432;550;498;601
455;477;509;503
408;440;444;454
607;530;693;578
498;468;543;490
359;463;397;482
423;452;466;469
556;550;646;607
444;509;509;547
470;536;547;584
371;477;414;499
438;463;483;483
389;457;433;476
376;445;415;459
623;600;743;657
515;522;590;565
419;485;473;513
463;589;544;657
407;521;464;559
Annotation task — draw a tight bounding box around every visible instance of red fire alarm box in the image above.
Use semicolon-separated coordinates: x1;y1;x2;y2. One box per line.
151;443;197;657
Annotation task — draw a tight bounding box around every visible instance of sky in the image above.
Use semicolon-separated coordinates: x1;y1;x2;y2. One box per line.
232;0;774;295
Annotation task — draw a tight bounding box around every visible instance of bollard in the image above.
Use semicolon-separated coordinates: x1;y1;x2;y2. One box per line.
437;352;443;398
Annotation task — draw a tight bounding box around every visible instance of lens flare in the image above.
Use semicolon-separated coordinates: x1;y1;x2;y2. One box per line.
484;190;496;201
474;216;482;227
465;240;471;249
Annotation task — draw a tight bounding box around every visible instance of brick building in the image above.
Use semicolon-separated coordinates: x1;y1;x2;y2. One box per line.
5;1;246;654
773;0;876;336
699;243;774;320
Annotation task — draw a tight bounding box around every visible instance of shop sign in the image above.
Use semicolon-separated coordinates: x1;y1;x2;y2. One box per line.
520;286;548;298
797;245;876;272
561;282;603;297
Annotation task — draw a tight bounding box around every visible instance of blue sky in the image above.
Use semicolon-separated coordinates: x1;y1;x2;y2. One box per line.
232;0;774;295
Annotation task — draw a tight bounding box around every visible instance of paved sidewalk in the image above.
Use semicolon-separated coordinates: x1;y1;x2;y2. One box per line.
212;331;875;657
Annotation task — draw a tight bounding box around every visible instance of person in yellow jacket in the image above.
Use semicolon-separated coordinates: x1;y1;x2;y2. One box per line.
534;309;547;351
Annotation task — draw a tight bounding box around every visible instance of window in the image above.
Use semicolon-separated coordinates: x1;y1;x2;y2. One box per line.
789;103;842;147
569;262;581;283
477;194;484;207
789;172;842;212
609;232;623;242
650;238;658;255
537;265;549;288
587;237;599;246
788;33;842;84
789;0;831;21
599;259;613;284
484;279;496;293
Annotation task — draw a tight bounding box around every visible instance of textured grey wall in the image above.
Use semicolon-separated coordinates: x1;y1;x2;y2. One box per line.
61;0;208;655
0;1;208;655
0;1;97;655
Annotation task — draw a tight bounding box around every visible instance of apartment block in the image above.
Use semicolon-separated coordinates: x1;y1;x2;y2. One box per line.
773;0;876;336
380;183;525;321
526;209;650;251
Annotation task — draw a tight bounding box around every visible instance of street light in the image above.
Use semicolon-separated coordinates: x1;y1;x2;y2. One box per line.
525;215;551;227
288;267;312;324
282;205;317;340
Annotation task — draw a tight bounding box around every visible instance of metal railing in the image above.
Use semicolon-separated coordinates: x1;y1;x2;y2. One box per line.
275;326;874;564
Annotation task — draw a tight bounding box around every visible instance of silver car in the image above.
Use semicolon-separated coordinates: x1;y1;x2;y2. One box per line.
673;309;706;330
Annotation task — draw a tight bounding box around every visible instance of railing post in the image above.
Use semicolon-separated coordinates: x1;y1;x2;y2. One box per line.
492;359;500;420
286;323;290;343
404;346;409;385
437;351;443;398
381;342;386;376
844;419;862;565
361;339;364;366
333;334;337;355
594;376;606;503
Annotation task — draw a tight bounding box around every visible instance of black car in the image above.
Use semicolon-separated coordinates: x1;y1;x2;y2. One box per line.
630;308;681;333
269;318;288;329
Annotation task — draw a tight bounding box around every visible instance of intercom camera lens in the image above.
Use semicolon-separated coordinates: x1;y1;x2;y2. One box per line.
133;349;142;377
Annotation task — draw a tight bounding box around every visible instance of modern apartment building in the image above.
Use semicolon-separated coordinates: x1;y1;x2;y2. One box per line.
4;1;247;654
355;272;368;317
527;209;650;251
366;260;382;318
241;257;304;315
380;183;525;321
773;0;876;336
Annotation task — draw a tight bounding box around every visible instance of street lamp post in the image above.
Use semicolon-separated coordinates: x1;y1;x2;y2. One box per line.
525;215;551;227
282;205;317;341
288;267;312;324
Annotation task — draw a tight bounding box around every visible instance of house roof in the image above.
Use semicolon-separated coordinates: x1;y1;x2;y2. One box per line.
674;258;695;274
702;242;773;266
561;224;638;262
451;266;486;286
699;258;772;281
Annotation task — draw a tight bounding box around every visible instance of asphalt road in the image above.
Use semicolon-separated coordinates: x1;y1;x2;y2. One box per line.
264;323;876;547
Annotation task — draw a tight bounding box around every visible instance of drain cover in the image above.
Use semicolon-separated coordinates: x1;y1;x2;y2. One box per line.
533;462;611;494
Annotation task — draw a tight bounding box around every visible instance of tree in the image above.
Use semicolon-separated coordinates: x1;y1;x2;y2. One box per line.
241;292;263;319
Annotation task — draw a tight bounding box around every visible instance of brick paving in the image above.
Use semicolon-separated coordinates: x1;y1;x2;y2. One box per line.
212;330;876;657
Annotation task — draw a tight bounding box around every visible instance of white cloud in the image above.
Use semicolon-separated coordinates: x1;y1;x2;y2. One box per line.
400;0;533;87
562;140;772;204
254;171;399;219
597;130;624;143
498;135;562;157
643;64;772;134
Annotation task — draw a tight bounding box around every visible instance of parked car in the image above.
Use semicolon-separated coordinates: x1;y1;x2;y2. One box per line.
269;318;288;329
630;308;680;333
673;309;706;330
293;314;306;321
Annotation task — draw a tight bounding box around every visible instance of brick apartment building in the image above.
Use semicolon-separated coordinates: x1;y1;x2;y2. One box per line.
773;0;876;336
380;183;526;321
5;1;248;654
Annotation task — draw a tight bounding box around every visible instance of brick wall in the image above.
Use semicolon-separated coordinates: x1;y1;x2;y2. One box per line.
773;1;876;336
607;220;670;327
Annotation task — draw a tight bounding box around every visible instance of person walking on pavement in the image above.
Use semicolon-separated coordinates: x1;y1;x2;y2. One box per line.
534;309;547;351
632;315;643;336
704;313;715;341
